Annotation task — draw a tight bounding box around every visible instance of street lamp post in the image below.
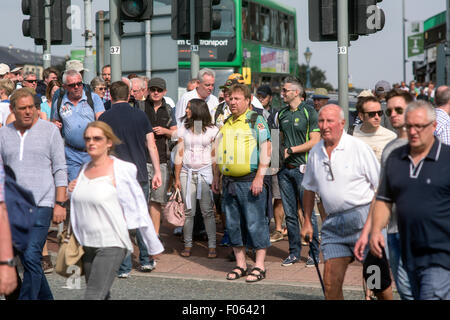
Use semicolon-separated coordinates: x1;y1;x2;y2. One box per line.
304;47;312;89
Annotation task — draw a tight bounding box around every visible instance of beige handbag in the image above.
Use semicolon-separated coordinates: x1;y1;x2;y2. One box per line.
163;188;186;227
55;223;85;278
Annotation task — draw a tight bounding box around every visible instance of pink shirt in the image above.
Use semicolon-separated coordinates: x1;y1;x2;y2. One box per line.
178;125;219;169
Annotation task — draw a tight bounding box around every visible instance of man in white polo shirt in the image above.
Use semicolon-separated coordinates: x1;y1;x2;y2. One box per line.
301;104;380;300
175;68;219;125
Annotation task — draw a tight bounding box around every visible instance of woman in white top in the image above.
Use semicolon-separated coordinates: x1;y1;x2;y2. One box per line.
69;121;163;300
174;99;218;258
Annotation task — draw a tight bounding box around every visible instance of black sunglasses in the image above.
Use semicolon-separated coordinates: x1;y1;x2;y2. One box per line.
67;82;83;88
364;110;383;118
386;107;404;117
25;79;37;83
149;87;164;93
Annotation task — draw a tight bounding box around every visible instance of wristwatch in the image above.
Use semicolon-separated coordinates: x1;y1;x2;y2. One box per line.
55;200;68;208
0;258;16;267
287;147;293;155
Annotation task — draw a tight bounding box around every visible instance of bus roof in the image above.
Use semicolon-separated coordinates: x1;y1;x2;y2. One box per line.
251;0;296;16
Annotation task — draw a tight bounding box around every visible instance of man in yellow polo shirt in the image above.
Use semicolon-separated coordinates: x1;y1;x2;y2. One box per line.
212;83;272;283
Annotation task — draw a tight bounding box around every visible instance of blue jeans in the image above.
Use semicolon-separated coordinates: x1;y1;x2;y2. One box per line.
117;182;151;273
278;167;320;259
65;146;91;182
387;233;413;300
408;266;450;300
222;180;270;249
18;207;54;300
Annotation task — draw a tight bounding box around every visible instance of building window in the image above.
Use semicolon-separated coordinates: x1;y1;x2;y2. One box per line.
260;6;271;42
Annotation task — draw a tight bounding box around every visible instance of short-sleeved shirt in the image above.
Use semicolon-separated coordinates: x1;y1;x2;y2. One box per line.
302;132;380;214
144;98;177;163
278;102;320;166
217;109;271;177
435;108;450;145
178;125;219;169
377;139;450;272
0;156;4;202
99;102;153;183
51;90;105;150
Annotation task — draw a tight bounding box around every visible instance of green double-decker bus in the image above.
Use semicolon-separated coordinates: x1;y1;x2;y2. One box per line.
177;0;298;106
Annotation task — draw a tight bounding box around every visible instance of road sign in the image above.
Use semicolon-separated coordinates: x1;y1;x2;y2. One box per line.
408;33;424;58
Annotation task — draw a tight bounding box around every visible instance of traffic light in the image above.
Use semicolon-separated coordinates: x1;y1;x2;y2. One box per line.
22;0;72;45
120;0;153;22
308;0;384;42
171;0;221;40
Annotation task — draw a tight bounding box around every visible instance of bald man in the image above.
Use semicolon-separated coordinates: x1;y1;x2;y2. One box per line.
301;104;382;300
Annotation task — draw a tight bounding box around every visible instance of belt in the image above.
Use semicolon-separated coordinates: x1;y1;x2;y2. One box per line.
285;163;298;169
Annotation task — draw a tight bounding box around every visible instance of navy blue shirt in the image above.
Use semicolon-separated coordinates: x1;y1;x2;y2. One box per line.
99;102;153;183
377;139;450;273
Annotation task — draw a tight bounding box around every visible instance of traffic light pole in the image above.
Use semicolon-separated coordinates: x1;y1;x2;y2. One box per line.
110;0;122;82
43;0;52;69
337;0;349;129
84;0;96;84
190;0;200;79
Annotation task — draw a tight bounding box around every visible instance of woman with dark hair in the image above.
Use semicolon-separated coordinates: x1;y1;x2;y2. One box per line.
68;121;163;299
174;99;218;258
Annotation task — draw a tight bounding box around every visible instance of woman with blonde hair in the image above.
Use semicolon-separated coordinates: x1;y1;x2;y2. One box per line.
69;121;163;300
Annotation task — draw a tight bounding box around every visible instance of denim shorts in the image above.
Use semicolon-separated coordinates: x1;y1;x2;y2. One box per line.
222;180;270;249
321;204;370;262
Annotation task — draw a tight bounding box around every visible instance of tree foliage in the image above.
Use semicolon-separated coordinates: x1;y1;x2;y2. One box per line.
297;64;334;91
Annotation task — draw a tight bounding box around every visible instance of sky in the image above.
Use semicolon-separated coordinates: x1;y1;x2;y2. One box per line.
3;0;447;89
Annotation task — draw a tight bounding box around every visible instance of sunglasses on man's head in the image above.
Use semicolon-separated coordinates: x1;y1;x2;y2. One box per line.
364;110;383;118
385;107;404;117
67;82;83;88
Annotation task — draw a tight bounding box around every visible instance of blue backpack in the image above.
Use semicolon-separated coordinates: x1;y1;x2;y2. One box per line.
4;165;37;253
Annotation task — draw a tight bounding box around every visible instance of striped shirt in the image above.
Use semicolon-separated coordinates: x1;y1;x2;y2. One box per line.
435;108;450;145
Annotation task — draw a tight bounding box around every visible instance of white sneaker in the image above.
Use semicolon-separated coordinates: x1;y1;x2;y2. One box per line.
118;273;130;279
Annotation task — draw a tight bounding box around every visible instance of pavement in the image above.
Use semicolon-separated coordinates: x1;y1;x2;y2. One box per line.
46;215;371;294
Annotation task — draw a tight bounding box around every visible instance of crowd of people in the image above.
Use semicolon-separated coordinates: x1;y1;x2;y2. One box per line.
0;59;448;300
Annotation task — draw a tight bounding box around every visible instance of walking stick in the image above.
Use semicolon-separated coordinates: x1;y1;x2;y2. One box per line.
305;235;326;297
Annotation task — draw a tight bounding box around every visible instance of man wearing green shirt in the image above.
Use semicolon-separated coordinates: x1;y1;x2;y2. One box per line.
277;77;321;267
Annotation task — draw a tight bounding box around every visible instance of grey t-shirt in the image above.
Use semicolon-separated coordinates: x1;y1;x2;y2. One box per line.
380;137;408;234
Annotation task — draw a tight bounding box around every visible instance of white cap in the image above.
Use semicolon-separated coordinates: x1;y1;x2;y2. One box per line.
0;63;10;76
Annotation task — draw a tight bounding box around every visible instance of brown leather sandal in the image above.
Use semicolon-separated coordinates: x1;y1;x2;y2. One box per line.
207;248;217;259
180;247;192;257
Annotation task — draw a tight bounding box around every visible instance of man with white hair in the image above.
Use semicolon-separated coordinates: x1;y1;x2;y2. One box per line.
301;104;381;300
370;100;450;300
175;68;219;125
50;70;105;181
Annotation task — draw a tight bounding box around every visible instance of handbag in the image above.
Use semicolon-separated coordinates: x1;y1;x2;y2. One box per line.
55;222;85;278
163;188;186;227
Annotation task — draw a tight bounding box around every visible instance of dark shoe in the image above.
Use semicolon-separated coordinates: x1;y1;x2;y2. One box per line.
219;231;230;247
281;254;300;267
305;256;320;267
226;266;247;280
246;267;266;283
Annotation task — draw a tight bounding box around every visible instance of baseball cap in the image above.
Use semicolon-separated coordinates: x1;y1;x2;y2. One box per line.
11;66;23;73
357;89;375;98
375;80;391;94
148;77;166;90
312;88;330;100
256;85;273;98
220;78;242;90
65;60;86;72
227;73;245;83
0;63;10;76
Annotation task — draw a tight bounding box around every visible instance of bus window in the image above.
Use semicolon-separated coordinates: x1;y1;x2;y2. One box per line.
271;10;279;45
279;13;289;47
260;7;271;43
242;0;249;40
212;0;235;38
250;2;259;41
288;15;296;48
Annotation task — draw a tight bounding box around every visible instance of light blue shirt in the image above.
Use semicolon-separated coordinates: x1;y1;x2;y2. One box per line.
51;90;105;150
